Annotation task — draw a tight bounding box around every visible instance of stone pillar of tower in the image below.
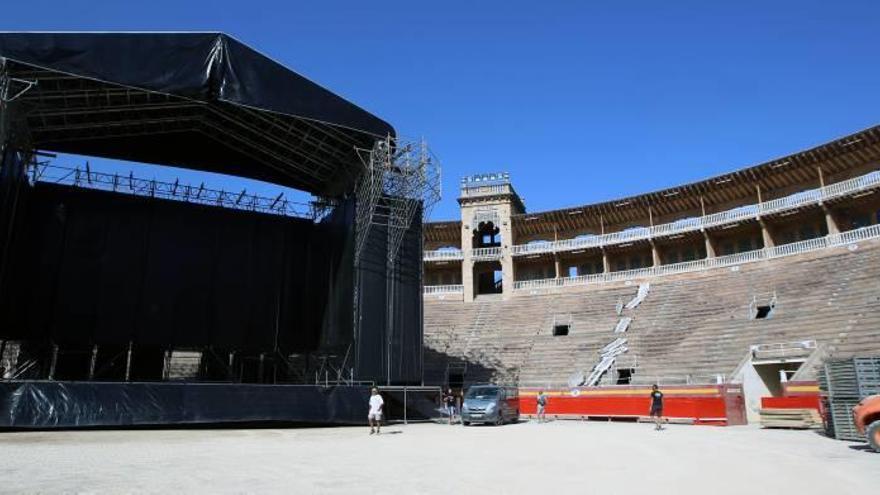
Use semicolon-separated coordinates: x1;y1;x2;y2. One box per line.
457;173;525;302
759;218;775;248
703;230;716;258
822;204;840;235
650;241;661;267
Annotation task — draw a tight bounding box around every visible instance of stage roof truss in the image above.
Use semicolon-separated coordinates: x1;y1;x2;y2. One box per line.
0;33;396;197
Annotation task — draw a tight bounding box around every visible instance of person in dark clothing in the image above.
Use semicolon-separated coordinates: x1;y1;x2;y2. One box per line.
443;388;456;425
650;384;664;431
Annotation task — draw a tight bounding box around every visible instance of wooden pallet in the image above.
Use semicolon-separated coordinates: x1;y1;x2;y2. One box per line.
759;408;822;429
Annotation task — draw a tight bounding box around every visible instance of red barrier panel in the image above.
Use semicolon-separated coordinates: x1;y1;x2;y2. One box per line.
520;385;741;425
761;396;820;410
758;381;820;411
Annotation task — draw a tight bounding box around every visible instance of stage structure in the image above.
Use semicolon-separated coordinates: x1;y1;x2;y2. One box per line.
354;137;441;385
0;32;439;428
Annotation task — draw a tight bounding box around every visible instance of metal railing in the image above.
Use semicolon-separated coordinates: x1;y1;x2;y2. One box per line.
423;249;464;261
751;340;817;360
510;170;880;256
471;246;503;260
423;285;465;295
513;224;880;291
459;183;514;198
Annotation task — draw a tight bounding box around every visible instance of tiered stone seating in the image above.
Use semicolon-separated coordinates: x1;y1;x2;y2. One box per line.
424;285;636;387
424;238;880;386
629;240;880;383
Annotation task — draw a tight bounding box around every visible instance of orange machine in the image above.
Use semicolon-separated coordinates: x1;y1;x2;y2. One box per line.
852;395;880;452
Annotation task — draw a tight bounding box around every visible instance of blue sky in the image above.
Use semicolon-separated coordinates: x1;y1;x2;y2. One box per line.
3;1;879;221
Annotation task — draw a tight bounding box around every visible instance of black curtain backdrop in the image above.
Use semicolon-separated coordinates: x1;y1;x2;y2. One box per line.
0;180;422;386
354;200;423;385
0;182;351;355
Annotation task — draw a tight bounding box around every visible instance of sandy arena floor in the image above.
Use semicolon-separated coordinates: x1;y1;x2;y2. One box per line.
0;420;877;494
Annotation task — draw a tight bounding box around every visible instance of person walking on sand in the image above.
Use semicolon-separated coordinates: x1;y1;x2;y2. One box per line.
443;387;456;425
649;384;664;431
368;387;384;435
536;390;548;423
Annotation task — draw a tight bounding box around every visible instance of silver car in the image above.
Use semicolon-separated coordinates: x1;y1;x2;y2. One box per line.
461;385;520;426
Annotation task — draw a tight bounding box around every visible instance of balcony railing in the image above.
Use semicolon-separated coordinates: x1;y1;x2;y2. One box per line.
751;340;817;360
423;249;464;261
471;246;503;260
423;285;465;295
510;170;880;256
512;223;880;291
459;183;513;198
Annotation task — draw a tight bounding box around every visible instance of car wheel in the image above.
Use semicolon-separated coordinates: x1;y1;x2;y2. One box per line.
867;420;880;453
495;414;504;426
462;421;470;426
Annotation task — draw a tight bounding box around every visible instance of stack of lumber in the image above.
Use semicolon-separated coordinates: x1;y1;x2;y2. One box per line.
759;408;822;429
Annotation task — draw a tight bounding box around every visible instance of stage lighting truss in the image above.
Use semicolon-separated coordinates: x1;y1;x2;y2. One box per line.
353;135;442;266
30;162;319;219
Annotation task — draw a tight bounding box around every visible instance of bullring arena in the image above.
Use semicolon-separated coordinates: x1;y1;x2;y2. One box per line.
0;31;879;494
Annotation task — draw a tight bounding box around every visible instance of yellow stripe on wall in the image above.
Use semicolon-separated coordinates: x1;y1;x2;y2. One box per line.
786;385;820;393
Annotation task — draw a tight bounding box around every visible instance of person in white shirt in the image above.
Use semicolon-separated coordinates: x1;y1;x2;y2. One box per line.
368;387;384;435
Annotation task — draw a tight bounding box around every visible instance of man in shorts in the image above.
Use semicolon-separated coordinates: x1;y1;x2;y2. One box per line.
536;390;548;423
649;384;664;431
368;387;384;435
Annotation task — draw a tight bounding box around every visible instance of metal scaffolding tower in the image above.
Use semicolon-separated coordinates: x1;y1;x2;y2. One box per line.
354;136;441;265
353;135;441;384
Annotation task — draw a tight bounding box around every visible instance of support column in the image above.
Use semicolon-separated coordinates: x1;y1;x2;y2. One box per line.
500;251;514;299
499;205;516;300
703;230;716;258
759;219;775;248
553;254;561;279
124;341;133;381
650;241;661;267
601;249;610;273
461;221;475;301
48;344;59;380
823;205;840;235
462;258;474;302
89;344;99;380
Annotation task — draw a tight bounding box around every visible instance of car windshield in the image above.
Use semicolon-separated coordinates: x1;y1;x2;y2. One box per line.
466;387;500;399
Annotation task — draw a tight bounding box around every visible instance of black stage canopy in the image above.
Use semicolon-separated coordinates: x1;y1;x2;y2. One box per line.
0;32;394;196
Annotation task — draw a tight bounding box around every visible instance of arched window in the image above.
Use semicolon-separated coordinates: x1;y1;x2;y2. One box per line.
472;221;501;248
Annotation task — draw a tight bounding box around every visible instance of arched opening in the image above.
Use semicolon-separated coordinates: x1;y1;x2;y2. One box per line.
474;261;503;295
472;221;501;249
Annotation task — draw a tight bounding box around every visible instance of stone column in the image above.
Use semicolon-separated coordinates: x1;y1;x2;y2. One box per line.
461;223;475;302
759;219;775;248
553;254;561;279
499;204;516;300
650;241;661;267
601;249;610;273
823;205;840;235
703;230;716;258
